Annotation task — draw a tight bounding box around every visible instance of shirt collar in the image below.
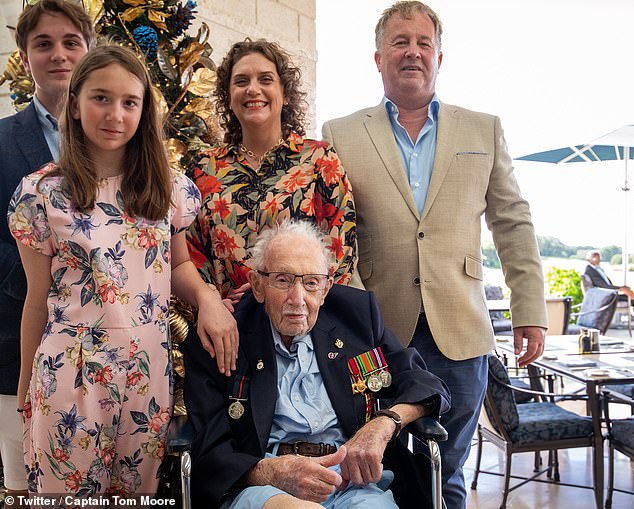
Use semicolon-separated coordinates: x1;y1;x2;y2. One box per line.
32;95;58;131
383;94;440;125
270;320;314;358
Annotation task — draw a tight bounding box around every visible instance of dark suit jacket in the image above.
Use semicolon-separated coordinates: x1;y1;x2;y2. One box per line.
584;264;618;290
0;102;52;394
184;284;450;506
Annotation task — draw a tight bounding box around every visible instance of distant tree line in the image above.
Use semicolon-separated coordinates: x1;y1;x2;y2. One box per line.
481;236;630;269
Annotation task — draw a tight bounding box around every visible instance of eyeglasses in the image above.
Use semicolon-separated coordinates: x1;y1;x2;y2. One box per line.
257;270;329;292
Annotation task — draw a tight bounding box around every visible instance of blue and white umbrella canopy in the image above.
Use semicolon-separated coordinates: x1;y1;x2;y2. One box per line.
517;124;634;284
517;124;634;170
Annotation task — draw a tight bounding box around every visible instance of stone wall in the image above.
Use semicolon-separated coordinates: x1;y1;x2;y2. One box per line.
0;0;317;133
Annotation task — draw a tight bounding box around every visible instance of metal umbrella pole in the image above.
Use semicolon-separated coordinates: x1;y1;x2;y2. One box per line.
623;150;630;286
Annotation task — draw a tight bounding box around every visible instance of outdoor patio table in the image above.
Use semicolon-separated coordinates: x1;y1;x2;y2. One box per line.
495;334;634;509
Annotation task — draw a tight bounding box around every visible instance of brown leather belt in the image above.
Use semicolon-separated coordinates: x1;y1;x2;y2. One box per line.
271;441;337;457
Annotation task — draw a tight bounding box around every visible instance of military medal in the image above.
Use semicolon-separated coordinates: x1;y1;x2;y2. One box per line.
228;400;245;419
228;375;249;420
352;378;367;394
367;373;383;392
335;339;344;349
348;346;392;396
379;370;392;387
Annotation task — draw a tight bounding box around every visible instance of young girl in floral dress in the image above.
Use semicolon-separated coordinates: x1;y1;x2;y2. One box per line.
8;45;237;497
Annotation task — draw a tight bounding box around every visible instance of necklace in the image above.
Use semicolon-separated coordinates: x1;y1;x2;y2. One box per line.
239;138;284;165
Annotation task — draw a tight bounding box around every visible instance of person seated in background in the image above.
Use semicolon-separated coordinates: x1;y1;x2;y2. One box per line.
584;250;634;301
184;220;450;509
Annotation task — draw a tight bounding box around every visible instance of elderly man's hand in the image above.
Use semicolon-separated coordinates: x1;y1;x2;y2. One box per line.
513;326;546;367
339;416;394;487
247;447;346;503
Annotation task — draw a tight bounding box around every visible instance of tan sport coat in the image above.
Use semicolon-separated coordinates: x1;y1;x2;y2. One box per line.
323;102;547;360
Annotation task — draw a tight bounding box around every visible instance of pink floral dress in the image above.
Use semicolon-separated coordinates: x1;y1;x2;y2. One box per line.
7;164;201;497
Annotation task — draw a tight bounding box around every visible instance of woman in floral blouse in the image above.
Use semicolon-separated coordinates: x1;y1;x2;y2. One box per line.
187;39;357;300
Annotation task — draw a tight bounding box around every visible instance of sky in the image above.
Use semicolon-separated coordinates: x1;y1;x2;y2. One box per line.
315;0;634;251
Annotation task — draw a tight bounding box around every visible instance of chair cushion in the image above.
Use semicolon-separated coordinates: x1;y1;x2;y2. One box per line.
485;355;519;431
492;319;513;333
577;287;618;333
611;418;634;450
608;384;634;399
509;402;593;445
511;379;535;404
485;285;506;321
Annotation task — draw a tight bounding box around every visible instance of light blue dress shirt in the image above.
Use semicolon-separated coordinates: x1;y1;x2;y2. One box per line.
32;95;60;162
267;325;344;448
384;95;440;215
222;322;398;509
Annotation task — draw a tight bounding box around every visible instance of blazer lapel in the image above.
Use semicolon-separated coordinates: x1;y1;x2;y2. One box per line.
312;315;362;438
420;103;460;222
241;308;278;455
364;104;419;220
15;104;53;172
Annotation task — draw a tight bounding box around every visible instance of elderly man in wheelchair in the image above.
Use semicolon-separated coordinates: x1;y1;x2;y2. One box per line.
181;220;450;509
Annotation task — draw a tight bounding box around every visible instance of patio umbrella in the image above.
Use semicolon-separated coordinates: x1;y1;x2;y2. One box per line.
516;124;634;285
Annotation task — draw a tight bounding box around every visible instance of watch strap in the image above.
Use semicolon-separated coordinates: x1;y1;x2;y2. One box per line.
374;409;402;441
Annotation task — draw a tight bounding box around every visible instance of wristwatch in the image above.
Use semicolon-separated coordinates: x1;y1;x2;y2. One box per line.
374;409;402;441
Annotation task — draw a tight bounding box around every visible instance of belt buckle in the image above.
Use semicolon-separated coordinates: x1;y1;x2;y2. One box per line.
292;441;308;455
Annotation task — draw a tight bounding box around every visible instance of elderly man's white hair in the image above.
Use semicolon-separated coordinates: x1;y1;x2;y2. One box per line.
251;220;331;273
586;249;601;261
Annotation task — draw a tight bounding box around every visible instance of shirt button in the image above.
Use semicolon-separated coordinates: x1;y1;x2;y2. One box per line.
294;395;300;402
300;356;307;362
412;152;418;157
417;231;425;239
313;421;320;427
413;276;421;286
414;182;420;188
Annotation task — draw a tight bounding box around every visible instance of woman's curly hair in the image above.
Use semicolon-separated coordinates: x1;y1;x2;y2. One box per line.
215;38;307;145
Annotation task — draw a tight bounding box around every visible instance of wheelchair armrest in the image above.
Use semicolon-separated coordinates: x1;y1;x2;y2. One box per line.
166;414;194;454
406;415;448;442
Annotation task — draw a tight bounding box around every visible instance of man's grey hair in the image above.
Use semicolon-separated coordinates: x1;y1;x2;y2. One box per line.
375;1;443;50
251;220;331;273
586;249;601;261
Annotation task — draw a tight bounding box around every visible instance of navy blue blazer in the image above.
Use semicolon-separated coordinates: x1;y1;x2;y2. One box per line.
0;102;52;394
184;284;451;505
584;264;618;290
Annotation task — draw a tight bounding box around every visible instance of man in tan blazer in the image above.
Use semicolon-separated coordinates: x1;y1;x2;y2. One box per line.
322;2;547;508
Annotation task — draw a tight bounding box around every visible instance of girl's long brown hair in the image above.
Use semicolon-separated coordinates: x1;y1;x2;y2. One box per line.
47;44;172;221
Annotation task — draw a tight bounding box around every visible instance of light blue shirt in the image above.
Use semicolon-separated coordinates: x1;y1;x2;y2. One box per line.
32;95;60;162
267;323;345;449
384;95;440;215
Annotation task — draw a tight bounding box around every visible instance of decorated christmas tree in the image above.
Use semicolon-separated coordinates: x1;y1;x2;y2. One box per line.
96;0;220;172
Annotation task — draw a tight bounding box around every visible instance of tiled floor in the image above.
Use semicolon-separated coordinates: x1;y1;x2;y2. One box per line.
464;436;634;509
465;327;634;509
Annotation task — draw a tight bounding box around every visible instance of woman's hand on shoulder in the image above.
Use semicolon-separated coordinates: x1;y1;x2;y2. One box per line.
197;288;239;376
225;282;250;306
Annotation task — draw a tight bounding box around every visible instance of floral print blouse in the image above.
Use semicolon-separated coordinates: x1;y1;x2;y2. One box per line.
187;131;357;296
